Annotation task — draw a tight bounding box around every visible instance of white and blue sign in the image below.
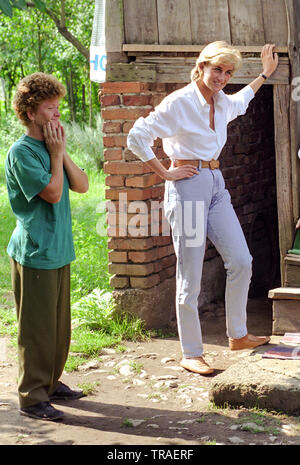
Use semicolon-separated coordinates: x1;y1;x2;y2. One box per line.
90;45;107;83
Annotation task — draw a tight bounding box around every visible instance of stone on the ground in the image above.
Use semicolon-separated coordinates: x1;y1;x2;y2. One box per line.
209;355;300;414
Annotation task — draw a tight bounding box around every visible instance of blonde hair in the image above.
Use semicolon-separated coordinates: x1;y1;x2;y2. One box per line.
13;72;66;126
191;41;242;82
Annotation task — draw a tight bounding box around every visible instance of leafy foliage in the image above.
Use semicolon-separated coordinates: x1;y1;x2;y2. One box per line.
0;0;46;18
0;0;99;125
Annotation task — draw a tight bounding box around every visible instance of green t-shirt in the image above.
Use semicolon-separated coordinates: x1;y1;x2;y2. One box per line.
5;134;75;269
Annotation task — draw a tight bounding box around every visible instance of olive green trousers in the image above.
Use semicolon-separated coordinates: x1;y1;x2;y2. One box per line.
10;258;71;408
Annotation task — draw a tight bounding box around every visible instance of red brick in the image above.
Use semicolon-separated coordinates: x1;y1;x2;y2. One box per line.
157;244;175;259
130;274;160;289
155;147;168;160
125;173;162;188
153;236;172;246
104;161;152;175
159;265;176;281
104;148;123;161
161;254;176;268
109;275;129;288
105;175;125;187
102;122;122;133
123;149;139;161
122;122;134;134
101;94;121;106
101;107;152;121
103;147;123;161
108;237;154;250
108;251;127;263
128;249;159;263
103;135;128;148
151;186;165;200
105;187;154;201
109;262;154;276
101;82;150;94
149;94;165;107
123;95;151;106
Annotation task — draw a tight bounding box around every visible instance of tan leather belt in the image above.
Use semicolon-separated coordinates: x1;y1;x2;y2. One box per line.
172;159;220;170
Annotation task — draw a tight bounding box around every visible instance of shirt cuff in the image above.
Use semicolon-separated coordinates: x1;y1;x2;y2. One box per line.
127;133;156;163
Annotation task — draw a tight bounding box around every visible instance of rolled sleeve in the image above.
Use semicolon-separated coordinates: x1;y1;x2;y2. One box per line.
127;118;156;162
127;96;180;162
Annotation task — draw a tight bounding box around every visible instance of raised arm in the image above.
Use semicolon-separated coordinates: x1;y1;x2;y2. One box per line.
38;121;64;204
248;44;279;94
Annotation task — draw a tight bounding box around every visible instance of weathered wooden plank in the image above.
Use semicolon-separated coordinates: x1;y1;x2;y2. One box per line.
297;0;300;44
155;59;289;84
273;84;294;283
228;0;265;45
284;254;300;287
272;299;300;334
105;0;124;53
261;0;288;45
123;44;288;53
156;0;192;45
189;0;231;44
106;63;156;82
268;287;300;300
285;0;300;224
106;59;289;84
123;0;158;44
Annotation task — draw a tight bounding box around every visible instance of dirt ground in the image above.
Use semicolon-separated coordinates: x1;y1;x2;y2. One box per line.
1;297;300;447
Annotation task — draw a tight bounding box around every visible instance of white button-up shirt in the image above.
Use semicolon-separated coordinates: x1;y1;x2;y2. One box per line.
127;81;255;162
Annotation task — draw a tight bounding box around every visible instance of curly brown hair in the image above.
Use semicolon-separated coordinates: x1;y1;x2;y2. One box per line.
13;72;66;126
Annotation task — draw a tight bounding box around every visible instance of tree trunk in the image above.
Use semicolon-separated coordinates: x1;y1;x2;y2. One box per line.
37;21;44;72
88;80;93;127
82;84;86;122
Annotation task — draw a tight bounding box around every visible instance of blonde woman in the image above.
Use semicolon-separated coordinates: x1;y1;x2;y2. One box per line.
127;42;278;375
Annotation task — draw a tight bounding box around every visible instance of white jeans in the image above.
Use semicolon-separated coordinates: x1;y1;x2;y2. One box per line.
164;166;252;358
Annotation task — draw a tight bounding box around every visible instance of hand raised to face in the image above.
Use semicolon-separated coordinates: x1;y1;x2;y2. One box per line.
43;120;66;158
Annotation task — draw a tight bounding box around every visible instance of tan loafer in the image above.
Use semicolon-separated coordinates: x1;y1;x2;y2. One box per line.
229;333;270;350
180;356;214;375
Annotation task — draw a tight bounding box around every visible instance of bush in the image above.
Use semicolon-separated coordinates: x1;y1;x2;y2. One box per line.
0;113;23;148
64;114;104;170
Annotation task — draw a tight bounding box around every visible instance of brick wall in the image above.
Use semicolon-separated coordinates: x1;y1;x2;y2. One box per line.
100;81;278;325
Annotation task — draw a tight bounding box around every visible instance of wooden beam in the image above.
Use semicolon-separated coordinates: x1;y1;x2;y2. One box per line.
106;58;289;84
228;0;265;45
268;287;300;300
123;44;288;53
285;0;300;224
106;63;156;82
273;84;294;283
105;0;127;64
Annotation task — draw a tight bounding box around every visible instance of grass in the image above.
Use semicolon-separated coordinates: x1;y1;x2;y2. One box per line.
0;116;150;370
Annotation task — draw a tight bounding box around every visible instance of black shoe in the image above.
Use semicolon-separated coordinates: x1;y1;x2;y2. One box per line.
50;382;85;401
20;401;64;421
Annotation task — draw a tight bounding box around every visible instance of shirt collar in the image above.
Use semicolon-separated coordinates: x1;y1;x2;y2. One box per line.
191;80;225;107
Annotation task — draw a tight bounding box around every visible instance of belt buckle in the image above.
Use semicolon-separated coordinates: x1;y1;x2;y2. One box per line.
209;159;218;170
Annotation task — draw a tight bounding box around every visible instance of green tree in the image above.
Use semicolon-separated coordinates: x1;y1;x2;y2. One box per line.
0;0;98;125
